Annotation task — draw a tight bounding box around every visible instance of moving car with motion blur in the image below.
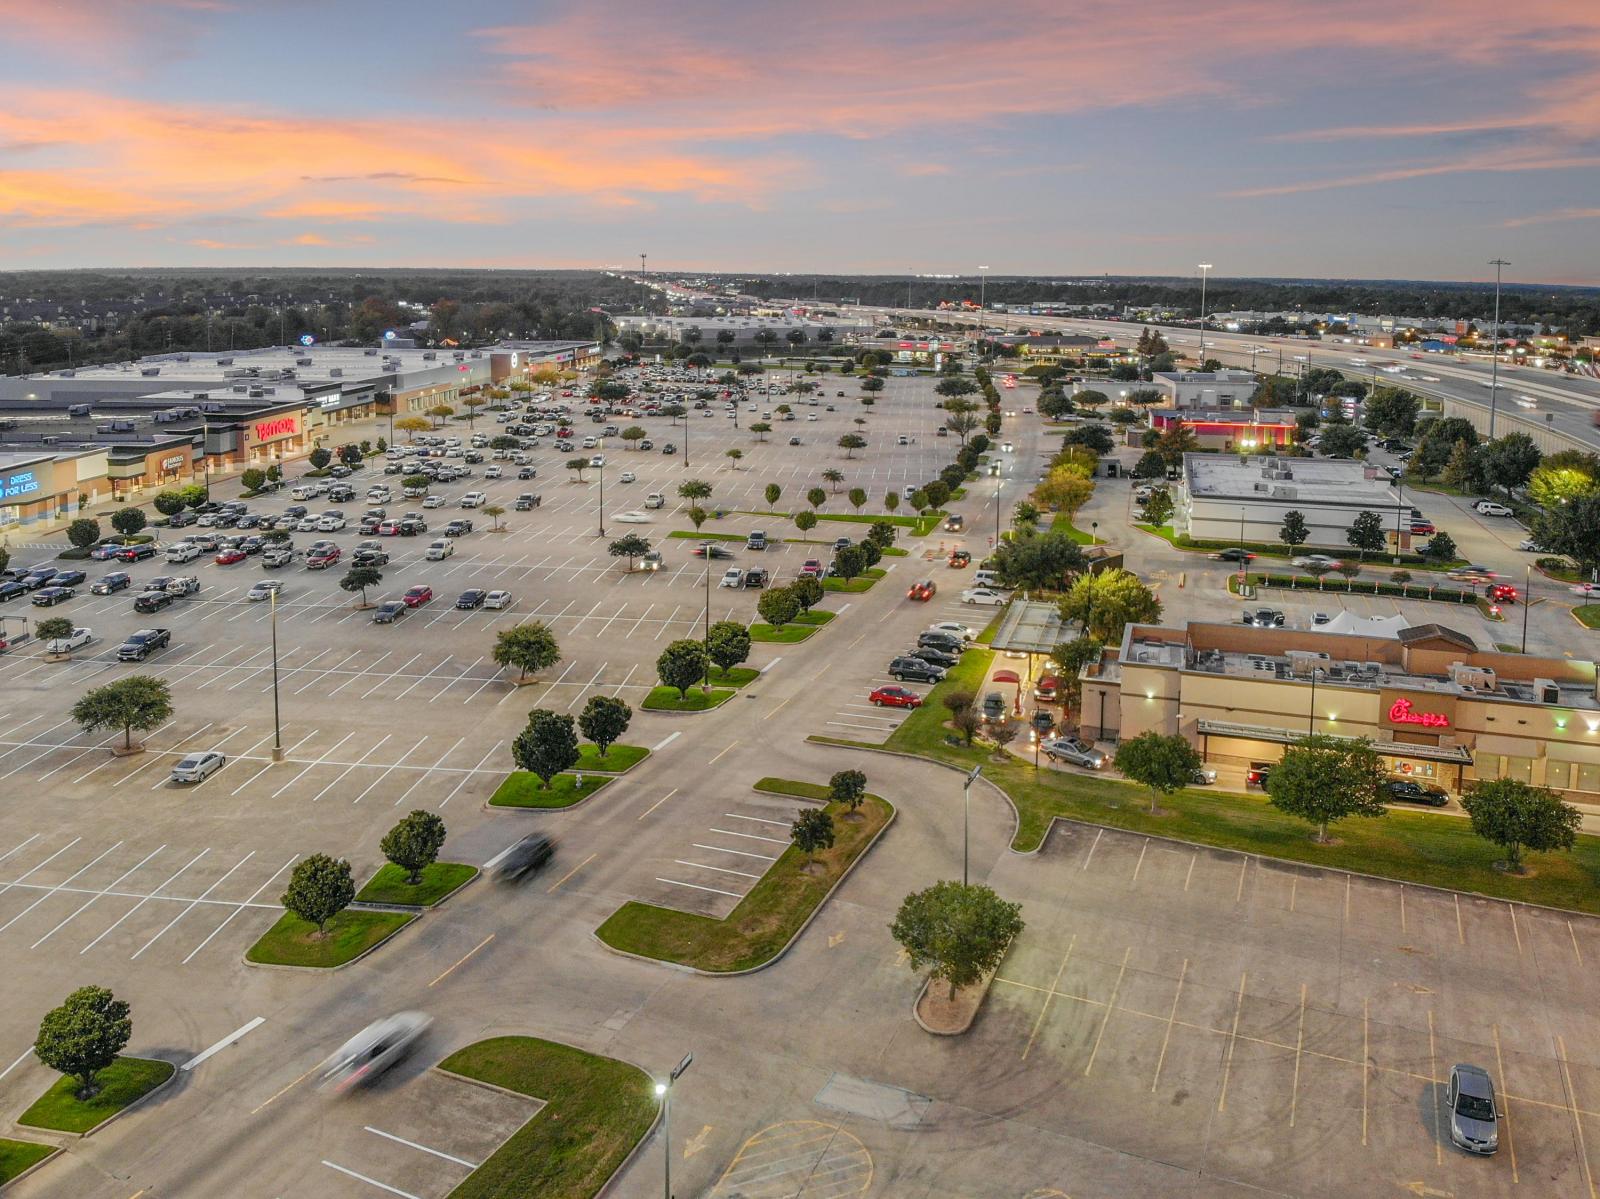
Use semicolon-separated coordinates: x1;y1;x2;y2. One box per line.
318;1013;433;1094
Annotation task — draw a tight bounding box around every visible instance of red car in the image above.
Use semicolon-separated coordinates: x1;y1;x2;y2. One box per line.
402;585;433;607
1487;583;1518;603
870;686;923;709
907;579;937;601
798;558;823;579
214;548;247;565
1410;520;1436;536
306;547;341;569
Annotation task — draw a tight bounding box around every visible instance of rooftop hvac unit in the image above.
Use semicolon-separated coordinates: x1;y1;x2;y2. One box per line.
1271;484;1297;500
222;368;250;378
422;351;437;360
364;348;378;356
176;353;190;362
153;411;172;422
1533;678;1561;705
295;357;312;367
470;351;482;358
59;368;75;377
1449;663;1497;692
329;368;343;378
66;404;91;417
231;385;247;393
200;402;224;413
247;388;265;398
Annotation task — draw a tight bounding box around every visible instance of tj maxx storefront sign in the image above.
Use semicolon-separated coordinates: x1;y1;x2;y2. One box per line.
246;413;303;447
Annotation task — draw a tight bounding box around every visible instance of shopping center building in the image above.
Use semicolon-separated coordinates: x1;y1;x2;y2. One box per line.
1079;619;1600;799
1174;452;1412;550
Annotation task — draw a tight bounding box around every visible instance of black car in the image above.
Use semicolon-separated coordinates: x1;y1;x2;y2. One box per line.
31;586;75;607
908;645;959;669
494;834;555;881
0;581;25;603
888;656;945;683
832;537;852;553
235;514;263;529
443;520;472;537
1212;548;1255;564
743;568;769;589
397;519;425;536
353;550;389;568
91;573;132;595
238;536;265;555
1382;779;1449;807
373;601;406;624
1244;607;1284;627
53;569;87;587
917;631;963;653
116;544;157;562
134;590;175;613
456;589;487;610
18;572;55;591
166;510;197;528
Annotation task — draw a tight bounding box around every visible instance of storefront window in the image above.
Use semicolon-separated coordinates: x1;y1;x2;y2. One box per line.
1482;754;1533;783
1383;756;1438;781
1549;762;1600;793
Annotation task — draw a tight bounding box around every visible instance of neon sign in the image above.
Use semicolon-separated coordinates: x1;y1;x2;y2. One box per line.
1388;698;1450;729
253;417;297;440
2;470;40;500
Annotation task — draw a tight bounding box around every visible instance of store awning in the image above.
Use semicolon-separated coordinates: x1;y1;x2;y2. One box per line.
1195;719;1473;764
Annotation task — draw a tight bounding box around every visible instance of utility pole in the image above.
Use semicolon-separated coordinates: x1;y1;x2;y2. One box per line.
1197;264;1213;368
1487;258;1509;438
978;265;989;313
640;253;648;315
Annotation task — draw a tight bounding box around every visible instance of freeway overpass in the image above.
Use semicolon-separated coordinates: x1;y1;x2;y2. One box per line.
841;303;1600;454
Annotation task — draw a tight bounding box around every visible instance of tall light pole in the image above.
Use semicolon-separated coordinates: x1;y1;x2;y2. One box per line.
1521;563;1532;654
269;588;284;761
655;1053;693;1199
978;265;989;314
1487;258;1509;438
962;765;982;886
702;537;712;693
1197;263;1213;368
1306;667;1320;735
597;438;606;537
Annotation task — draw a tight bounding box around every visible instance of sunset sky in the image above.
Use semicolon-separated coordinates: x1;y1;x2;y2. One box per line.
3;0;1599;283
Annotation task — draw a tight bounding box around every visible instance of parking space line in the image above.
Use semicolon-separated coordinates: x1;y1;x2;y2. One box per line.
1493;1023;1519;1182
1083;946;1131;1077
0;841;124;935
270;731;357;799
692;843;775;861
1216;971;1247;1112
0;834;42;866
708;828;787;844
1081;827;1103;871
1558;1035;1598;1199
0;1049;32;1081
80;848;210;954
181;854;297;964
440;741;502;807
708;741;739;765
131;851;255;958
652;731;681;752
1020;936;1075;1063
364;1125;479;1169
31;845;166;948
546;852;595;894
1288;983;1308;1127
638;788;678;820
320;1161;423;1199
724;814;789;827
674;860;760;880
0;838;82;902
180;1016;266;1072
1362;997;1370;1146
656;876;742;899
1427;1009;1443;1165
309;735;392;804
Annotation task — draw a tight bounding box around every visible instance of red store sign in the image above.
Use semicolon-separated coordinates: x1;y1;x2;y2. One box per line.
1387;698;1450;729
254;417;298;441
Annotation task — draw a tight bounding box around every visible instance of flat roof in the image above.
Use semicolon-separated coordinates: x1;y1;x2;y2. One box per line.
1152;407;1297;425
1183;453;1398;506
990;600;1068;654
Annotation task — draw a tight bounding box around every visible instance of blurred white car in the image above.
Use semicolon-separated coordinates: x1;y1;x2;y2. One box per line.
926;621;976;641
619;471;636;483
46;627;92;653
613;510;652;524
318;1013;432;1094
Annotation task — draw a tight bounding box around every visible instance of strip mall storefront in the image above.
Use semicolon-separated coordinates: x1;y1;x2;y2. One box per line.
0;450;109;528
240;411;307;465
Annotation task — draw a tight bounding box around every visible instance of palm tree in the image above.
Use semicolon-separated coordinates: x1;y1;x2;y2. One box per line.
822;468;844;494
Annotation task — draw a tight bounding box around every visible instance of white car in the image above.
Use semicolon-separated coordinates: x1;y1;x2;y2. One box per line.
165;543;201;564
644;493;666;509
460;492;487;508
720;567;744;588
1476;501;1513;517
926;621;976;641
620;471;636;483
425;539;454;560
590;455;605;468
484;465;503;479
613;510;652;524
319;1013;433;1093
1000;442;1014;453
246;580;283;601
422;495;445;509
170;750;226;784
484;590;513;609
1290;554;1344;570
296;516;322;531
46;627;92;653
317;514;346;532
961;587;1009;606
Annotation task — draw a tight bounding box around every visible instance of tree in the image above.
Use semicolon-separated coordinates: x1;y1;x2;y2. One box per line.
757;585;802;630
492;621;560;681
706;620;751;677
1141;488;1174;528
1346;510;1386;561
336;443;363;467
71;675;173;752
153;491;186;517
1264;734;1389;842
1130;450;1166;481
109;507;147;537
891;881;1024;1000
1460;778;1580;874
1317;424;1368;459
656;639;709;699
281;853;355;934
578;695;632;758
1012;501;1041;532
511;709;579;789
1064;423;1116;456
1058;569;1161;641
1481;433;1541;498
34;986;132;1100
822;468;845;494
1280;510;1310;549
1114;731;1203;814
1038;390;1076;420
620;425;646;451
483;504;506;532
67;517;101;548
308;446;333;471
764;483;782;508
884;491;900;514
566;457;589;482
240;467;266;494
36;616;74;647
1074;389;1109;410
791;807;835;867
179;484;207;509
395;416;430;442
750;422;772;443
340;565;383;607
677;478;713;505
830;769;867;818
1410;417;1478;479
794;510;818;533
867;519;896;549
837;485;865;515
725;448;744;469
608;533;652;570
791;575;823;612
1050;636;1103;708
806;486;827;511
381;810;447;885
935;377;977;400
992;531;1085;591
922;480;951;509
833;543;867;581
859;375;885;395
1361;387;1420;437
1528;450;1600;510
837;433;867;459
1422;530;1458;563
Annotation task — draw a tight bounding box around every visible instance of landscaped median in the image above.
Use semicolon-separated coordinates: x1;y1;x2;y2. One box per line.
811;647;1600;915
437;1037;658;1199
750;609;835;643
641;664;760;711
354;861;476;907
821;567;886;593
489;772;614;808
574;743;651;773
16;1056;174;1135
595;778;894;972
0;1139;56;1186
246;909;415;968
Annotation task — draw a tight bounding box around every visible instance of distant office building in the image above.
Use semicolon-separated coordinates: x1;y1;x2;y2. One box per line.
1150;369;1259;410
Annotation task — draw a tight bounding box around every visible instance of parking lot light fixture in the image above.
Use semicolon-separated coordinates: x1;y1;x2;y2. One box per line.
963;765;981;886
269;587;284;761
598;438;606;538
657;1053;692;1199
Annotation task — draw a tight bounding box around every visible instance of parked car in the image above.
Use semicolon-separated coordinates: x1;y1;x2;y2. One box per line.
1447;1064;1499;1155
372;601;406;624
263;546;295;568
869;686;923;709
888;656;945;683
31;586;75;607
613;510;653;524
743;568;768;589
918;631;965;654
45;627;92;654
1246;762;1273;787
926;621;976;642
644;492;666;509
170;751;226;784
456;589;487;609
719;567;744;588
1043;737;1107;769
133;591;175;614
214;548;247;565
402;585;433;607
746;531;767;550
1244;607;1285;627
118;628;170;660
246;580;283;602
484;590;513;609
116;543;157;562
961;587;1007;606
798;558;823;578
1381;779;1449;807
306;546;342;570
1474;501;1513;517
906;579;937;601
425;540;454;561
90;572;133;595
907;646;958;669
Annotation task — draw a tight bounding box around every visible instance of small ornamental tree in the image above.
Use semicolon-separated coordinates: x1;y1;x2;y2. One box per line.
566;458;588;482
281;853;355;934
848;486;868;512
790;807;835;868
1280;510;1310;549
241;468;266;493
1346;510;1386;561
67;517;101;548
381;810;447;885
337;444;363;467
1460;778;1581;874
867;519;896;548
1423;530;1458;562
578;695;631;758
822;468;845;494
402;473;429;491
891;881;1025;1000
794;510;818;534
677;478;713;504
838;433;866;458
34;986;132;1100
757;585;801;629
309;446;332;470
791;575;823;612
832;543;867;581
1113;731;1203;814
492;621;560;681
511;709;579;790
92;496;142;536
71;675;173;753
1265;734;1389;843
36;616;75;645
656;639;709;699
884;492;900;514
706;620;751;676
483;504;506;532
340;565;382;607
806;487;827;511
764;483;782;508
608;533;652;570
856;537;882;568
829;769;867;819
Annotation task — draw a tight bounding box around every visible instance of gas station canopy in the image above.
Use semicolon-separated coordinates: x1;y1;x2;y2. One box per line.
989;601;1069;655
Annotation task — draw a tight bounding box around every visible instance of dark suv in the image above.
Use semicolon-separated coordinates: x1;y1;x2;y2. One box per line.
917;631;963;654
888;656;945;683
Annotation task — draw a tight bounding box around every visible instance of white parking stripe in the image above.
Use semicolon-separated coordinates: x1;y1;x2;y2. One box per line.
362;1126;479;1169
675;860;760;880
391;736;464;807
0;841;124;934
307;735;392;804
132;851;256;958
440;741;502;808
181;854;297;964
0;837;83;900
31;845;167;948
654;877;742;899
180;1016;265;1072
79;848;209;954
709;827;789;844
692;843;777;861
269;731;357;799
320;1161;423;1199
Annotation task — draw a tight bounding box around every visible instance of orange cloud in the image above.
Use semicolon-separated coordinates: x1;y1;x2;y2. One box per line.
1505;207;1600;228
1227;149;1600;198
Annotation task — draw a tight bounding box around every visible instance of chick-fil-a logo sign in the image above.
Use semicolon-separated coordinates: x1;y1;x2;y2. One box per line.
1388;698;1450;729
254;417;297;440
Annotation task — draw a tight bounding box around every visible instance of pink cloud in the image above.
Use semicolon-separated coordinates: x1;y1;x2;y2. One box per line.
1504;206;1600;228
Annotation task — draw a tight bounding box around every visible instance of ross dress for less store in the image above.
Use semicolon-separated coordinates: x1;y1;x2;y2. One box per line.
1080;620;1600;799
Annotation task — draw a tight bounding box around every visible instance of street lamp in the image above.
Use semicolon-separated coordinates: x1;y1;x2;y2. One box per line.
1487;258;1510;438
963;765;982;886
269;588;284;761
597;438;606;538
1521;563;1532;654
1197;264;1213;366
656;1053;693;1199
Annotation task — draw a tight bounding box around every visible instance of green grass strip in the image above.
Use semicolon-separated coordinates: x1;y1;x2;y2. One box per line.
749;609;835;642
489;772;614;809
821;567;885;593
573;743;651;773
17;1057;174;1134
642;686;734;711
596;782;892;971
355;861;477;907
0;1139;55;1184
440;1037;658;1199
245;909;414;967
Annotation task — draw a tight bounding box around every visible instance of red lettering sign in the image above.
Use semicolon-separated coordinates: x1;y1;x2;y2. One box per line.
254;417;297;440
1387;698;1449;728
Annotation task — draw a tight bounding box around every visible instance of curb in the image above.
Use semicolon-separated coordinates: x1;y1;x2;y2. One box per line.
0;1144;59;1193
912;954;1006;1037
13;1057;178;1143
640;692;738;716
241;910;419;973
482;775;616;815
593;790;897;978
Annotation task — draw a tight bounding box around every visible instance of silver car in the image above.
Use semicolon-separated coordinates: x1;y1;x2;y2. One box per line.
1448;1063;1498;1155
319;1012;433;1094
170;751;225;783
1042;737;1107;770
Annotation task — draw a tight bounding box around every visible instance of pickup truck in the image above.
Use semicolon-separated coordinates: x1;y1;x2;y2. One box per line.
118;628;171;661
